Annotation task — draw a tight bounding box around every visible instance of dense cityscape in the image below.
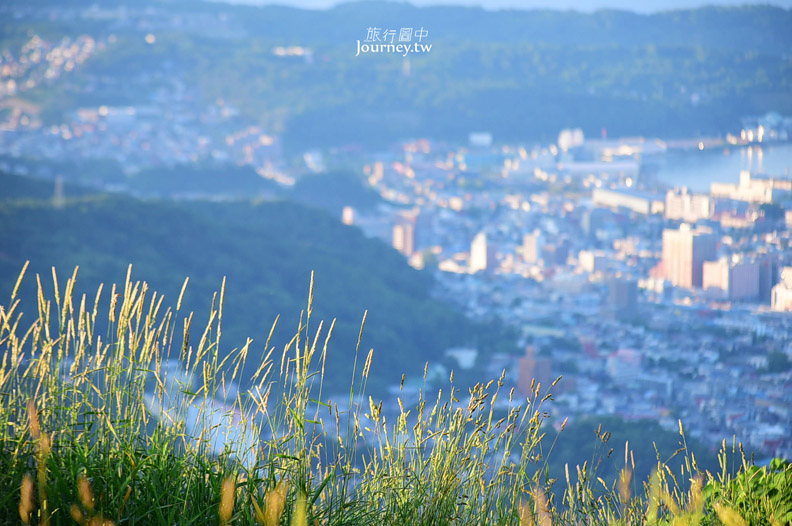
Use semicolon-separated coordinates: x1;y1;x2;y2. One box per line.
351;127;792;461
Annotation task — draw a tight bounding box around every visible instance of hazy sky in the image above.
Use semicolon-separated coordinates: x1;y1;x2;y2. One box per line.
218;0;792;12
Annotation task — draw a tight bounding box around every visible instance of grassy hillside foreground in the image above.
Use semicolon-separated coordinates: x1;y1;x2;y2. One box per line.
0;266;790;526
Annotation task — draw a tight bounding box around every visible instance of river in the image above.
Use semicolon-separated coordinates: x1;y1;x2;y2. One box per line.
652;143;792;193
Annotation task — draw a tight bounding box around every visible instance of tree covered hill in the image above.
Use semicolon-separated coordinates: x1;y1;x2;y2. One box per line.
0;173;513;392
7;2;791;150
227;2;792;51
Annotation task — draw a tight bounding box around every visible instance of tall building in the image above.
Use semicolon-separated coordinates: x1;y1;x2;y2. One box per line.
522;230;543;263
756;254;779;304
470;231;495;272
662;225;718;289
392;221;414;257
771;267;792;311
557;128;584;152
579;250;609;273
373;161;384;181
702;256;760;301
341;206;354;226
392;210;421;257
665;188;711;222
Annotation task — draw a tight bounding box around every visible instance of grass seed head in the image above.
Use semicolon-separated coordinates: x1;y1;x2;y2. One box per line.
220;476;235;523
19;474;34;524
78;475;94;511
264;481;289;526
27;400;40;439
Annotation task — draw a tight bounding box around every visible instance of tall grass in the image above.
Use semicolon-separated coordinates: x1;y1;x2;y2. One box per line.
0;263;788;525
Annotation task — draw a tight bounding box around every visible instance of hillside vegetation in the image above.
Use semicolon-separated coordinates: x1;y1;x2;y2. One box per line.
0;173;515;393
7;2;792;149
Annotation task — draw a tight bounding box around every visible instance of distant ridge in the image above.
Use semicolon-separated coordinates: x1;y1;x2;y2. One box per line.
208;0;792;15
